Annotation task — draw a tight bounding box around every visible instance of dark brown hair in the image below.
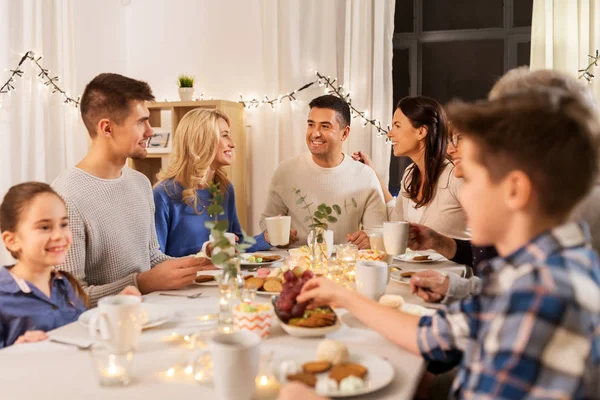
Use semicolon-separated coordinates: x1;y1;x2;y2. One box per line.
309;95;351;127
447;88;600;217
80;73;155;137
0;182;89;307
398;96;449;208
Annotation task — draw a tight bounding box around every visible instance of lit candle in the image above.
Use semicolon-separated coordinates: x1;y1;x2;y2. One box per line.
100;356;127;382
255;375;281;400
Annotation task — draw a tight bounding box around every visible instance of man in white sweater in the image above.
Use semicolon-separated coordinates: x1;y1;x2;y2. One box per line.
262;95;386;248
53;73;213;305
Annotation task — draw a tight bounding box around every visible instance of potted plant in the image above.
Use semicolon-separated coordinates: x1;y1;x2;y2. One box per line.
205;184;255;331
177;74;195;101
292;187;356;275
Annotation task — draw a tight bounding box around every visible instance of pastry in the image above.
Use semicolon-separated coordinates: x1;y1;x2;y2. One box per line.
400;271;415;278
379;294;405;309
302;361;332;374
329;363;368;383
286;373;317;388
194;275;214;283
316;339;349;364
339;375;366;394
263;277;283;293
244;277;265;289
412;255;431;261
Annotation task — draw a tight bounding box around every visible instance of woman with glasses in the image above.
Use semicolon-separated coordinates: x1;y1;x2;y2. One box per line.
353;96;469;240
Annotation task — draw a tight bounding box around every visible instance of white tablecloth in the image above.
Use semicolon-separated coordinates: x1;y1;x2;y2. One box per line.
0;250;463;400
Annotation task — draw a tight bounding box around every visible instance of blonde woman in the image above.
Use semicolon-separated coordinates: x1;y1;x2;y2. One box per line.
153;109;271;257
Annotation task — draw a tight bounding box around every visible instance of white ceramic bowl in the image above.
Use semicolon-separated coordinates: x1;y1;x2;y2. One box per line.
272;296;342;337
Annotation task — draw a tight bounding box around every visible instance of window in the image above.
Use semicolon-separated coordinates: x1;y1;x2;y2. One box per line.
389;0;533;195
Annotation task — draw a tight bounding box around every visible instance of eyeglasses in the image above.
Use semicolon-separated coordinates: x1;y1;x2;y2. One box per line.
448;133;462;148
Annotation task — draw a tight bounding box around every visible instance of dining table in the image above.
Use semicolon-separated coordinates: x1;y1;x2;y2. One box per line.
0;249;465;400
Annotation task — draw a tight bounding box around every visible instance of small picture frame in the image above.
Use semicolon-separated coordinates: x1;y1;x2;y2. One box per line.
148;129;170;148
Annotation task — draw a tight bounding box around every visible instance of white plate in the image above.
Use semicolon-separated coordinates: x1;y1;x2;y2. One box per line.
394;250;445;263
78;303;173;330
240;253;283;266
279;316;342;338
277;353;394;397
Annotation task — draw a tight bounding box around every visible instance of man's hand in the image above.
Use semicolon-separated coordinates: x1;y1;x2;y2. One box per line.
409;270;449;303
137;257;216;294
346;230;370;250
15;330;48;345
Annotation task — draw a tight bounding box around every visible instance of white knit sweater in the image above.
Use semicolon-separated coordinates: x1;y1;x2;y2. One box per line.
52;167;170;305
261;153;387;245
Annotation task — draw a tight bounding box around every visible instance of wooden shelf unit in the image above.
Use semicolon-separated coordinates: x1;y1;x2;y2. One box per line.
129;100;248;230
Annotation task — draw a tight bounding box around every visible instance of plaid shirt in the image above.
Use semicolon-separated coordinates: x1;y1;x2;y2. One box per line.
417;221;600;399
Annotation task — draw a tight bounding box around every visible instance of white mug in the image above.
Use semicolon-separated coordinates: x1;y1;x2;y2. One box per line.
356;261;389;301
264;216;291;246
210;232;236;246
89;295;143;354
211;331;261;400
306;230;334;258
383;221;409;256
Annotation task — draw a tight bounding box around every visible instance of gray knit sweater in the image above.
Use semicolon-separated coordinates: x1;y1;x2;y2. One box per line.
52;167;170;305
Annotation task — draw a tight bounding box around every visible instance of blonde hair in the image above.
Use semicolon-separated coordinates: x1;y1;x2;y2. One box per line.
156;109;231;213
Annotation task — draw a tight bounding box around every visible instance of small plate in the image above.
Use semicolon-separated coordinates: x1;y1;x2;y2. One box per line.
277;352;394;397
240;253;283;266
78;303;173;330
394;250;445;263
255;290;282;296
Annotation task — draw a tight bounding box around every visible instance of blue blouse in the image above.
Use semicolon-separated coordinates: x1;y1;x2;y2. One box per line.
0;266;87;348
153;180;271;257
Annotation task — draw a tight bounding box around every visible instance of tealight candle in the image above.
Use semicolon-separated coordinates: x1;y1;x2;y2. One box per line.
255;374;281;400
91;347;132;387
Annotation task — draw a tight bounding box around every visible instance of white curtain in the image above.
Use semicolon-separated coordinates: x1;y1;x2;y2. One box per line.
530;0;600;99
0;0;83;265
250;0;395;232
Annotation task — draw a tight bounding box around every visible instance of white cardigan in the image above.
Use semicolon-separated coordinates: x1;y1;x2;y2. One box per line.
390;161;470;240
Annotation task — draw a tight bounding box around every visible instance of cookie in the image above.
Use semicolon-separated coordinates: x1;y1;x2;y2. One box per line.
255;254;281;262
302;361;332;374
412;255;431;261
290;311;336;328
400;271;414;278
263;278;283;293
194;275;214;283
244;277;265;289
286;372;317;388
329;363;368;383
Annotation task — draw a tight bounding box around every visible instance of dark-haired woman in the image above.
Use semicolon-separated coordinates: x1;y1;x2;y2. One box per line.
354;96;469;240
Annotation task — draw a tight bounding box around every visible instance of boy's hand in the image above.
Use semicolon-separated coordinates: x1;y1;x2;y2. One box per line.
409;270;448;303
119;286;141;297
346;230;370;249
297;277;351;308
15;330;48;344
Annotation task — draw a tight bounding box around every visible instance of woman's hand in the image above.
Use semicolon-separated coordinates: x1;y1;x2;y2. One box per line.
297;277;351;309
351;151;374;169
15;330;48;345
119;286;142;297
277;382;329;400
408;223;457;260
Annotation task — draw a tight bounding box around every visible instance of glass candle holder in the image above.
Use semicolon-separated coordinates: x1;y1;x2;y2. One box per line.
90;344;134;387
337;243;359;284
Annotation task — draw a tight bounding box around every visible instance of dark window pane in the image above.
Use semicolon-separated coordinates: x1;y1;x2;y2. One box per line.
513;0;533;27
393;47;411;106
517;41;531;66
421;39;505;104
423;0;504;31
394;0;414;33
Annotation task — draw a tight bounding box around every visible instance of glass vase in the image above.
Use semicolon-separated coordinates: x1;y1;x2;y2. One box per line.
217;257;244;333
309;227;328;276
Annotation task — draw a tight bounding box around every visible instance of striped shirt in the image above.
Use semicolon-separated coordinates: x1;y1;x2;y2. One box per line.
417;221;600;399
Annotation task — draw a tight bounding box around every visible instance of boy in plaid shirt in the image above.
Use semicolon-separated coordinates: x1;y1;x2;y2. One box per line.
286;88;600;399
